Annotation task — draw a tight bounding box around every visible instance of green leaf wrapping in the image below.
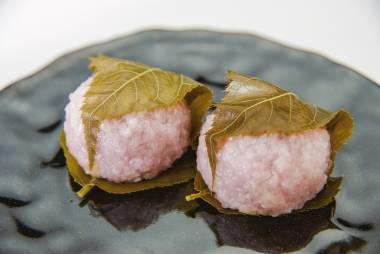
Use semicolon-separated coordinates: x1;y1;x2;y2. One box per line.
61;55;213;197
188;70;353;215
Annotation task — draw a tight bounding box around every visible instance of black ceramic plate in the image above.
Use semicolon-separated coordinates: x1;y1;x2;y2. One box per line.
0;30;379;254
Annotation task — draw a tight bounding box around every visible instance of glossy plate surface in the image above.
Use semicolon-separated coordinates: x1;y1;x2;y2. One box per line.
0;30;379;254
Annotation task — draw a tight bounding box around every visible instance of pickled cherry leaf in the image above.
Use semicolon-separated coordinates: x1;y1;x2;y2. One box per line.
83;55;212;169
60;131;197;197
206;70;353;188
301;177;343;211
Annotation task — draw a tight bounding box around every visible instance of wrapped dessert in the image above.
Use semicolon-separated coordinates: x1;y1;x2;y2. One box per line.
61;55;212;197
188;71;353;216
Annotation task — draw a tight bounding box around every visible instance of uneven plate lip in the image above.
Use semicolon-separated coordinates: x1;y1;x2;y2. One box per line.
1;28;380;95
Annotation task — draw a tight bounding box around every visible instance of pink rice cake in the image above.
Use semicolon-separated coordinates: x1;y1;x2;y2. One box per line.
64;77;191;183
197;115;331;216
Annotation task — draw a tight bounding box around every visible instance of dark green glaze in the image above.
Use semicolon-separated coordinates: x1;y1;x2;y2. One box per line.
0;30;379;254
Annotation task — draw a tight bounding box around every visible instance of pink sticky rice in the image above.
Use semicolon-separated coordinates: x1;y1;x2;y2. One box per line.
197;115;331;216
64;77;191;183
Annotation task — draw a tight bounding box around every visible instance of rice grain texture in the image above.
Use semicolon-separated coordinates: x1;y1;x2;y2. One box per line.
197;115;331;216
64;78;191;183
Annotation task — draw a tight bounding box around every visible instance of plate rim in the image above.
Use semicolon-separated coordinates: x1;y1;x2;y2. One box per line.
2;28;379;95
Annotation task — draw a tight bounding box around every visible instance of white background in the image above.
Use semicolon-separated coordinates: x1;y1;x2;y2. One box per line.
1;0;379;89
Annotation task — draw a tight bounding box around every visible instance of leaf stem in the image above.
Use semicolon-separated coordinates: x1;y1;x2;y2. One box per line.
76;179;97;198
185;191;205;201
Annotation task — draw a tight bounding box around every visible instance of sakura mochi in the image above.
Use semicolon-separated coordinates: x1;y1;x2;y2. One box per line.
64;78;191;183
192;70;353;216
61;56;212;197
